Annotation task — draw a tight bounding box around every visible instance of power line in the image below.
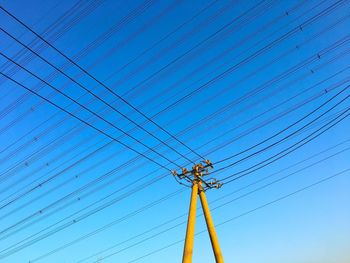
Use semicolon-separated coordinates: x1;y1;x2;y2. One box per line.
81;164;350;263
0;0;217;146
199;64;350;157
0;1;348;262
0;99;344;243
0;0;103;79
0;0;154;127
141;0;347;121
0;5;205;162
115;0;274;96
1;100;348;257
108;0;219;77
213;83;350;167
0;0;219;157
0;1;298;177
1;0;340;186
222;106;350;184
0;2;188;166
1;0;348;245
0;0;344;141
126;168;349;263
0;171;168;258
182;21;350;145
173;95;350;188
0;87;341;241
0;110;344;259
0;0;304;184
127;26;350;166
0;0;106;113
0;49;348;223
0;60;344;228
0;70;173;171
176;85;350;185
0;28;193;166
1;63;345;221
11;137;350;261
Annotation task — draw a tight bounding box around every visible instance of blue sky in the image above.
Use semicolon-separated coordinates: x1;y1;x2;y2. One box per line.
0;0;349;262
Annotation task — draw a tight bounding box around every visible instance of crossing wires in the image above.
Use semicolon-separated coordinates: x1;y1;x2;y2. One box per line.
0;5;205;163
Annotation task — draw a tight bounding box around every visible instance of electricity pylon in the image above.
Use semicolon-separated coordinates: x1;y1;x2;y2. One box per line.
172;160;224;263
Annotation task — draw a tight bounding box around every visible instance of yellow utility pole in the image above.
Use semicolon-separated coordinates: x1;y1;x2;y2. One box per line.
182;179;199;263
199;183;224;263
173;161;224;263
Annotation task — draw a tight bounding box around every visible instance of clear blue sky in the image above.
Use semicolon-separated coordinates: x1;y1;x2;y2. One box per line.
0;0;349;262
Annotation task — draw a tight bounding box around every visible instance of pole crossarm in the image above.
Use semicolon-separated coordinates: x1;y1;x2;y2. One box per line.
171;159;223;190
171;160;225;263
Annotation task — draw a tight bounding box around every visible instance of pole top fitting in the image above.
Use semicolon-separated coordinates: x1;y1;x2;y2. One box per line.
171;159;222;190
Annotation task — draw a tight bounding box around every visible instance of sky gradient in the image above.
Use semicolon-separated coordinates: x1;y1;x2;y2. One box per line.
0;0;349;262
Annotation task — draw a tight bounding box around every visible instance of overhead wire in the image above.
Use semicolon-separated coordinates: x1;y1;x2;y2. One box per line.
0;0;151;88
0;1;216;134
149;0;347;119
34;141;350;262
0;0;105;117
0;0;65;72
0;0;276;165
160;37;350;147
0;0;156;146
121;33;348;176
0;30;348;223
0;34;348;220
0;64;346;227
221;106;350;184
0;0;278;183
2;86;348;250
0;1;348;258
175;15;350;131
0;0;326;177
212;82;350;166
111;0;274;96
0;0;218;156
0;70;173;171
3;122;350;249
0;0;102;82
0;0;300;196
212;89;350;175
119;168;349;263
2;106;341;238
1;54;346;213
107;0;219;77
0;0;330;138
0;4;205;162
0;99;348;262
197;57;350;157
125;0;302;117
0;27;195;166
0;1;348;262
0;7;195;166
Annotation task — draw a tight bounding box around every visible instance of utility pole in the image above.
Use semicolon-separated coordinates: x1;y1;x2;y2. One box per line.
172;160;224;263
